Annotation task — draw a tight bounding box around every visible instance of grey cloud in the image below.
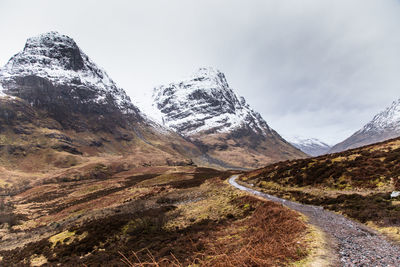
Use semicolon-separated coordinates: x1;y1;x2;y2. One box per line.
1;0;400;144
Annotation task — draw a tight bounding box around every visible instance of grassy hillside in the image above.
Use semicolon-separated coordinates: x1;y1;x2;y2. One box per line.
240;137;400;241
0;163;314;266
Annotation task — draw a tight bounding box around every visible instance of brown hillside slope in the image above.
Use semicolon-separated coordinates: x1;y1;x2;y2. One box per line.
240;137;400;241
0;96;199;173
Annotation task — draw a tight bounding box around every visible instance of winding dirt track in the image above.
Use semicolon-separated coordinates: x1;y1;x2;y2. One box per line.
229;175;400;267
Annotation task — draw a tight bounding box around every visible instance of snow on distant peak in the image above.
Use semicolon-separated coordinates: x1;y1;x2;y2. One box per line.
152;67;274;137
288;136;330;147
0;31;135;114
287;136;331;156
360;99;400;133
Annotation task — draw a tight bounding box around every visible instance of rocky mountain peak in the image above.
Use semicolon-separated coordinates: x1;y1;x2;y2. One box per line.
152;67;273;137
0;31;138;117
22;31;84;71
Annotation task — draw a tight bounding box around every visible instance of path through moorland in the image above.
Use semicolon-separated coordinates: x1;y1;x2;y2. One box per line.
229;175;400;267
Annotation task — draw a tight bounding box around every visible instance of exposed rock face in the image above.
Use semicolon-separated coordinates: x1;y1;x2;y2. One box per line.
152;67;306;168
289;136;331;156
330;99;400;153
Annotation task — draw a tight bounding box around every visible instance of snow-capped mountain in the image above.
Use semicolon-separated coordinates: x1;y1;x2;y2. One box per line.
0;31;137;116
153;67;276;137
152;67;306;168
288;136;331;156
330;99;400;153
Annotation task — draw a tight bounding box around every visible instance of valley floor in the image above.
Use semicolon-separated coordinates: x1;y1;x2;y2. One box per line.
233;176;400;266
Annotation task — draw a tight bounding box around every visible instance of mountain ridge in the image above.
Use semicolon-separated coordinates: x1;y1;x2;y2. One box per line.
330;98;400;153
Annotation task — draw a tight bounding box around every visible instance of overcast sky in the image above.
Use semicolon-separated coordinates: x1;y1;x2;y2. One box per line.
1;0;400;145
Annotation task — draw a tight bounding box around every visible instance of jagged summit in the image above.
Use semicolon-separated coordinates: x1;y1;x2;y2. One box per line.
153;67;274;137
188;67;230;90
0;31;136;115
330;98;400;153
23;31;85;71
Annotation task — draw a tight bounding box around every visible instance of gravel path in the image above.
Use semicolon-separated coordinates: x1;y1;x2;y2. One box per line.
229;175;400;267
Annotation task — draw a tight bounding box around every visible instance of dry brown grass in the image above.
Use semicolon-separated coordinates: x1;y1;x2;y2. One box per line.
243;137;400;191
121;195;308;267
200;196;308;266
120;249;183;267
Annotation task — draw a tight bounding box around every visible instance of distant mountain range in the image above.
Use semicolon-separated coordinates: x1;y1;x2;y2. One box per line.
288;136;331;156
0;32;305;170
330;99;400;153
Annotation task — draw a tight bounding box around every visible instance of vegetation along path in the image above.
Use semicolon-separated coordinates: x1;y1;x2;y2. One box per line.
229;175;400;267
